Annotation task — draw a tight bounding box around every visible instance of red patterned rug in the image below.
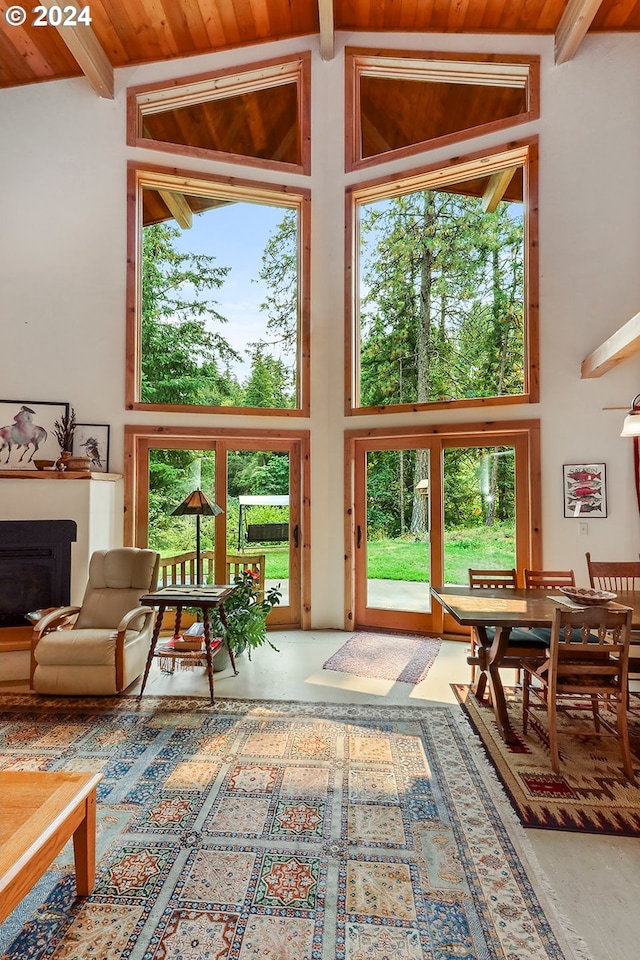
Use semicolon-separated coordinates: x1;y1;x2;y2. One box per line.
453;683;640;836
323;632;442;684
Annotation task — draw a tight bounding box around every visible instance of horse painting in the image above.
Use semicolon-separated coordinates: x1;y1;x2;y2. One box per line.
0;405;48;463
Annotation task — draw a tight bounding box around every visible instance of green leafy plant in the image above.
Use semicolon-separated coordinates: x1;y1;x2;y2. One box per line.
211;569;281;657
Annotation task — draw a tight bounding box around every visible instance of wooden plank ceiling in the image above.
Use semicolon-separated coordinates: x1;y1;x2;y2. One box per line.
0;0;638;92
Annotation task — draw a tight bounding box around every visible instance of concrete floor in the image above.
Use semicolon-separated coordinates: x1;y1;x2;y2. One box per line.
6;631;640;960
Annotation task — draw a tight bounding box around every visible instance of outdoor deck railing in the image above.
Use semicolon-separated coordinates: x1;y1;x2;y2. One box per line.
158;551;266;595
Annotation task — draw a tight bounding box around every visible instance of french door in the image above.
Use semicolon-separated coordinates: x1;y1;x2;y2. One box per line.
125;426;309;628
348;422;540;635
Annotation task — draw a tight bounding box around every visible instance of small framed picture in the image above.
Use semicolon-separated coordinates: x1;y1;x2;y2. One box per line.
563;463;607;518
0;400;69;469
73;424;110;473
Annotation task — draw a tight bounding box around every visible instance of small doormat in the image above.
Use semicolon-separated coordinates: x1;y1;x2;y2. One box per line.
323;632;442;684
453;683;640;836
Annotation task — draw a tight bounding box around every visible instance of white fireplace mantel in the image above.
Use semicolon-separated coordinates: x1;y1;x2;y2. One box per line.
0;474;124;605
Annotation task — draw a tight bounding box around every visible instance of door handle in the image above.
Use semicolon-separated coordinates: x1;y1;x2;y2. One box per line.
293;525;299;548
357;525;362;548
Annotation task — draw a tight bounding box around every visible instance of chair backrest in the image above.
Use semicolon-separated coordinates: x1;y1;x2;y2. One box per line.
75;548;160;630
549;605;633;691
524;569;575;590
585;553;640;592
226;553;266;594
469;568;518;589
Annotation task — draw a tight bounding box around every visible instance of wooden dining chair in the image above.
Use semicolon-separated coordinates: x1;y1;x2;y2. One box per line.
469;568;518;590
524;569;576;591
585;553;640;683
585;553;640;592
467;568;542;683
522;605;635;781
523;569;576;645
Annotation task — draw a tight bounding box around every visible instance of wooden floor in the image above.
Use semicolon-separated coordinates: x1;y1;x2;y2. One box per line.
4;630;640;960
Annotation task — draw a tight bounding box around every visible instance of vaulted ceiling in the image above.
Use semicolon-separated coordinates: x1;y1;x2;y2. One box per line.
0;0;638;97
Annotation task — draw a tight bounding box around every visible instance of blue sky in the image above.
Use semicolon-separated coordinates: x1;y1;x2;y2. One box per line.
173;200;286;379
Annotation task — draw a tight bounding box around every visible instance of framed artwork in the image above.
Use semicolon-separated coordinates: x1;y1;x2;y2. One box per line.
0;400;69;469
563;462;607;518
73;424;110;473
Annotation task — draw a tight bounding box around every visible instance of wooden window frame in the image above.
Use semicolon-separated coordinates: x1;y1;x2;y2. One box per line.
123;424;311;629
345;47;540;172
126;162;311;417
127;53;311;176
345;137;539;417
343;419;542;634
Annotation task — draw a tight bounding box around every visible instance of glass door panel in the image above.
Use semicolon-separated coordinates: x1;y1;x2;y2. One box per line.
442;444;517;585
148;448;218;585
354;439;438;633
226;446;300;626
227;450;290;605
365;448;431;612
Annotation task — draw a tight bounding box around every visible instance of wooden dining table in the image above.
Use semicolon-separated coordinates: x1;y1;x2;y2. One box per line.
431;585;640;744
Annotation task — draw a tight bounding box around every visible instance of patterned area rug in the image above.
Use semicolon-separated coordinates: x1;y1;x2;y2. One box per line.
453;683;640;836
0;695;591;960
322;632;442;684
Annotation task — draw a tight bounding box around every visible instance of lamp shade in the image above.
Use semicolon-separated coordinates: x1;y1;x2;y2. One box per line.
171;489;224;516
620;394;640;437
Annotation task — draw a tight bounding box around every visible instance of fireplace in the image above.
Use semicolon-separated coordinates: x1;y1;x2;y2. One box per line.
0;520;77;627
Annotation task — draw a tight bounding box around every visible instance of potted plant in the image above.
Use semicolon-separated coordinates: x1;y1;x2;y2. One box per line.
211;568;282;662
53;407;76;467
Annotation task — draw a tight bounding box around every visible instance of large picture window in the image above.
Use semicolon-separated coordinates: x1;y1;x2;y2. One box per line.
347;141;538;414
127;165;310;415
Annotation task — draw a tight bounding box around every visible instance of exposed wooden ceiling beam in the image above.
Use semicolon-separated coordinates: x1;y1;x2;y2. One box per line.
318;0;335;61
482;167;518;213
158;191;193;229
42;1;114;98
555;0;605;65
581;311;640;378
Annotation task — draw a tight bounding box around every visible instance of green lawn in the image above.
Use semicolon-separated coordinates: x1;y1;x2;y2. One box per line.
159;523;515;585
367;523;516;584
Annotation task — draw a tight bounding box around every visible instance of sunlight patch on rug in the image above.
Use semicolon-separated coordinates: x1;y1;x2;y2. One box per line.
0;696;591;960
322;632;442;684
453;683;640;836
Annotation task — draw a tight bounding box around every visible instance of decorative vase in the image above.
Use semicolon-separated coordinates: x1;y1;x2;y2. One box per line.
56;451;72;471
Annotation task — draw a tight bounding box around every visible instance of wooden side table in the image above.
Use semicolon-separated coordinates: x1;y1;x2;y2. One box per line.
137;584;239;704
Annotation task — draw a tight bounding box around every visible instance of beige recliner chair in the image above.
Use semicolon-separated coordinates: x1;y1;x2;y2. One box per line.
30;547;160;696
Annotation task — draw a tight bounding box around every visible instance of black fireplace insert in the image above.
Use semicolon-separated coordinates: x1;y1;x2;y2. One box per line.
0;520;77;627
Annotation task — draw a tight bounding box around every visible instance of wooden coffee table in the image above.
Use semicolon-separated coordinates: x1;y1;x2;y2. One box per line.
0;770;102;923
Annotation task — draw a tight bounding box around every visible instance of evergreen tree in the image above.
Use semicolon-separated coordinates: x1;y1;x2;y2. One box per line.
141;221;242;405
243;347;294;408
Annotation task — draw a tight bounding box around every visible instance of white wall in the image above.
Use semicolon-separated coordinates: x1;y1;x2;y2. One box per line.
1;31;639;627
